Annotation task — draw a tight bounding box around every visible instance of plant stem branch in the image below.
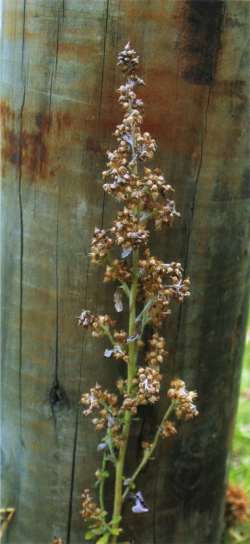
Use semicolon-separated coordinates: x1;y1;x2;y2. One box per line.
122;402;175;502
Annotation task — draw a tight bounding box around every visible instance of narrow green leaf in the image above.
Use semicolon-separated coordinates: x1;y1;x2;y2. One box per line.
96;534;110;544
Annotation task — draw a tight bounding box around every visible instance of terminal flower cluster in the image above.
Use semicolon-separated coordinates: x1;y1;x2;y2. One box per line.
78;42;198;544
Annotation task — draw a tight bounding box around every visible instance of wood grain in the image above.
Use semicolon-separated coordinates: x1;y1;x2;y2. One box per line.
1;1;249;543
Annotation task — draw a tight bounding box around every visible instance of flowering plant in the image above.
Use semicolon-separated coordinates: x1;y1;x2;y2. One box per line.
78;43;198;544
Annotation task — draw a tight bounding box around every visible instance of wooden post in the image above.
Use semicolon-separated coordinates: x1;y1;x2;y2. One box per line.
1;1;249;543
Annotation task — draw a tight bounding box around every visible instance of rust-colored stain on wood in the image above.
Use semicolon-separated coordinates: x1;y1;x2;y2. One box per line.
1;98;107;181
0;101;81;181
1;101;49;180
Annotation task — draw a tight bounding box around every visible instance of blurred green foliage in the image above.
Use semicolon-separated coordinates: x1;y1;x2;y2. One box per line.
224;311;250;544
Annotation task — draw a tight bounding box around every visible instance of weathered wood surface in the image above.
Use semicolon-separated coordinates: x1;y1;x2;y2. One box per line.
1;1;249;543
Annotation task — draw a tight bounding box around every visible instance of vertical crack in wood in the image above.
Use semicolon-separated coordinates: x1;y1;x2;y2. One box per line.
98;0;110;125
18;0;27;448
54;7;61;78
18;92;25;445
50;3;64;106
185;84;211;268
99;0;110;229
65;410;79;544
66;287;90;544
18;88;26;448
48;68;54;123
174;83;211;363
21;0;26;74
55;206;60;384
49;206;61;428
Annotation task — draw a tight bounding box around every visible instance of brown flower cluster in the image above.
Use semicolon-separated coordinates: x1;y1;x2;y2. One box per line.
90;228;113;264
81;384;117;419
160;420;177;439
104;259;131;283
145;333;167;368
114;330;127;344
81;386;125;448
117;42;139;74
121;395;138;416
112;330;129;363
81;489;102;521
139;250;190;300
167;379;198;420
120;366;162;414
52;538;64;544
138;250;190;327
78;311;115;337
102;145;132;201
137;366;162;404
225;484;249;528
111;208;149;251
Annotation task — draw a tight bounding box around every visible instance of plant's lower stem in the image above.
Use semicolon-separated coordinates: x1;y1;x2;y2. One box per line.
99;454;107;512
122;402;175;502
110;411;131;543
110;250;139;544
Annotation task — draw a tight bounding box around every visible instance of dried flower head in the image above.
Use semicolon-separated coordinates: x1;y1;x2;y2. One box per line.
167;379;198;420
90;228;113;263
78;311;115;337
81;489;102;521
104;259;131;283
160;420;177;439
117;42;140;74
145;333;167;368
225;484;249;528
81;384;118;430
111;207;149;251
137;366;162;404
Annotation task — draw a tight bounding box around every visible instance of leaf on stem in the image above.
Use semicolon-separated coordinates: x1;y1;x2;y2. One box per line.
114;288;123;312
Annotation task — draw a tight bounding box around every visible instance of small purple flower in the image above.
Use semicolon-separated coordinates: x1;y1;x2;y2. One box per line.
97;442;107;452
132;491;149;514
104;345;123;358
127;334;140;343
104;348;114;358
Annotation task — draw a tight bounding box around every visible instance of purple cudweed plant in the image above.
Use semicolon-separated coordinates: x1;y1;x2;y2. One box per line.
78;43;198;544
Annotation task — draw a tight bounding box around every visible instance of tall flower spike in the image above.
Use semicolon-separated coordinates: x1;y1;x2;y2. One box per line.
78;43;198;543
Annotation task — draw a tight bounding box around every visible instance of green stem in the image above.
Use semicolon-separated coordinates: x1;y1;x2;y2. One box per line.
107;427;117;465
99;453;107;511
101;325;115;347
110;250;139;544
122;402;175;502
110;95;140;543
